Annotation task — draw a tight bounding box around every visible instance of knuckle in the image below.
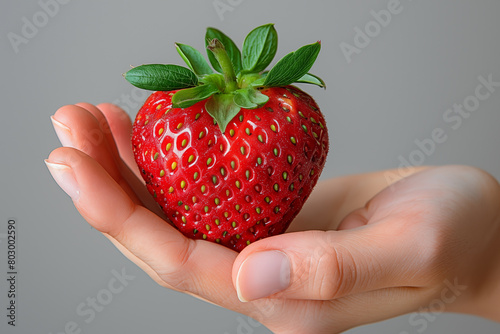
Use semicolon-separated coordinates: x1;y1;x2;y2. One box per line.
156;238;197;292
315;252;342;300
309;245;358;300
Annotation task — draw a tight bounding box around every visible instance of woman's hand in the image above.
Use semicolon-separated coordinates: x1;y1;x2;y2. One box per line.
46;103;500;334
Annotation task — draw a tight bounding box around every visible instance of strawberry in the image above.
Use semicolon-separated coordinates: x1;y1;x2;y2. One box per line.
125;24;329;251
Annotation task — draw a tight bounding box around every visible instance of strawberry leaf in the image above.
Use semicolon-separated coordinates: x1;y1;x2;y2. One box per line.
295;73;326;88
249;77;266;87
125;64;198;91
199;73;226;91
263;42;321;87
206;27;242;75
172;83;221;108
234;88;269;109
242;23;278;73
205;94;241;134
175;43;214;76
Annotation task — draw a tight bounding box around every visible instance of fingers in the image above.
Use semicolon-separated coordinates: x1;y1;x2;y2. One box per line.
51;104;122;182
51;103;166;217
232;223;427;302
45;147;250;311
51;104;142;207
96;103;138;176
92;103;162;216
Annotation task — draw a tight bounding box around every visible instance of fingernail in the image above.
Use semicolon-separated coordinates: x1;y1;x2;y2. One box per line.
50;116;73;147
236;251;291;302
45;160;80;200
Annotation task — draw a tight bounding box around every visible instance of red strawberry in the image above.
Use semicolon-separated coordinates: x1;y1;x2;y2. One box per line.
126;24;329;251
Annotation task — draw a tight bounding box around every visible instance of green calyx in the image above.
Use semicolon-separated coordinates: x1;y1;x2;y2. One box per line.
124;23;325;133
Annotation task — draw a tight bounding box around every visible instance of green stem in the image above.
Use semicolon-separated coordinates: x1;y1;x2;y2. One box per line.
207;39;239;93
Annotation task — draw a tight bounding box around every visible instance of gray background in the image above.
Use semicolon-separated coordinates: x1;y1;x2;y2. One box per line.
1;0;500;333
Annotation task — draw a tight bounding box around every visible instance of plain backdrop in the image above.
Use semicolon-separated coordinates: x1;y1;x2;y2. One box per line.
1;0;500;333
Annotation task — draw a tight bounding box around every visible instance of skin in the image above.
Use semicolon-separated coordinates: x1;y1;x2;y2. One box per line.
46;103;500;334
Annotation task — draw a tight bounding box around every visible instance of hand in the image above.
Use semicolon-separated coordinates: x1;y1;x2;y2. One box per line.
46;103;500;334
236;164;500;332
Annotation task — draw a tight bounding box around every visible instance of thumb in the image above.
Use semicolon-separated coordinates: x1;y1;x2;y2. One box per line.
232;224;426;302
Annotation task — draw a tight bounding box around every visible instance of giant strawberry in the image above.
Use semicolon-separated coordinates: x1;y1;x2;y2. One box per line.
125;24;329;251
